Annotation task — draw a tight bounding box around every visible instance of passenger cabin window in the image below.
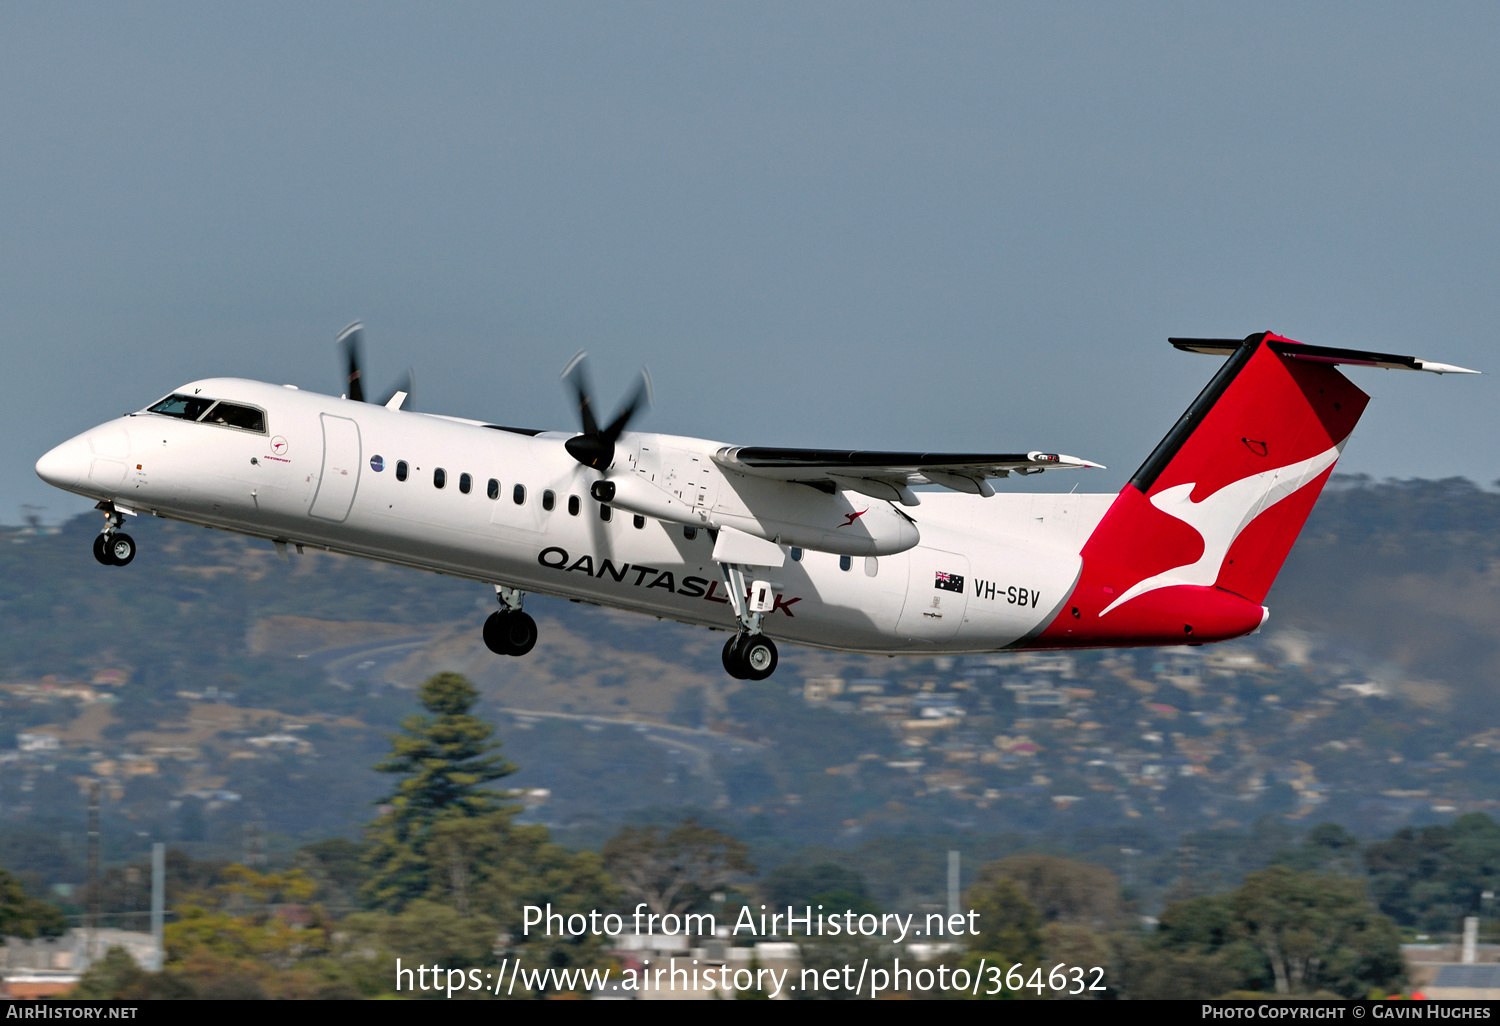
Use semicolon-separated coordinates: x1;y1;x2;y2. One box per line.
203;402;266;433
789;546;802;561
487;478;499;500
568;495;580;516
542;489;555;511
633;514;646;529
434;468;447;489
396;461;408;481
459;473;472;494
599;504;612;522
147;394;215;421
684;526;698;540
513;484;526;505
865;556;879;577
839;555;852;572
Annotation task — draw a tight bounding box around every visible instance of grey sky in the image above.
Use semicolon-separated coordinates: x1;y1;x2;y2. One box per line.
4;3;1496;525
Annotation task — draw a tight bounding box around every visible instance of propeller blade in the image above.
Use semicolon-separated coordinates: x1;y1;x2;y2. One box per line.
602;369;653;443
561;350;600;437
560;353;652;471
337;322;366;403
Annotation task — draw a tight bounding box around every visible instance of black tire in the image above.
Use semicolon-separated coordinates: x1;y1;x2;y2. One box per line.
483;611;514;655
107;533;136;567
93;534;113;565
484;610;538;657
505;611;538;657
722;636;748;680
741;635;778;681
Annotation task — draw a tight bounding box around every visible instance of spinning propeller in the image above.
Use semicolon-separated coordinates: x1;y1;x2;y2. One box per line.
561;351;652;471
338;322;416;409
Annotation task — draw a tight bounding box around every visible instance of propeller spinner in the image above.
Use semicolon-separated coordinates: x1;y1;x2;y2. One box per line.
561;350;652;471
337;322;415;408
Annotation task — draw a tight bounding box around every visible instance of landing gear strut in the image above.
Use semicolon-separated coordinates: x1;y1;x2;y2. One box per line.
483;585;537;657
93;503;135;567
717;561;779;680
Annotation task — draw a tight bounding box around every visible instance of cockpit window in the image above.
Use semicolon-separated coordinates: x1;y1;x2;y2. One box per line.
147;394;216;421
202;402;266;433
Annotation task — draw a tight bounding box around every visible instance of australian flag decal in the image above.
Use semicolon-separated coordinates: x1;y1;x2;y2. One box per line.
934;571;964;593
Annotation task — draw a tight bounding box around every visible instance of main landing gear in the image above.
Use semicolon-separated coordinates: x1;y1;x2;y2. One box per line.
722;632;778;681
717;560;779;681
483;585;537;657
93;503;135;567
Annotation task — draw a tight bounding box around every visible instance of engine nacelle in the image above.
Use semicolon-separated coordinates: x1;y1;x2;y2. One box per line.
590;475;697;524
714;500;919;556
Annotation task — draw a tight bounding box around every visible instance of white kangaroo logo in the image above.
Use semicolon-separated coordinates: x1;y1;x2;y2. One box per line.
1099;438;1347;617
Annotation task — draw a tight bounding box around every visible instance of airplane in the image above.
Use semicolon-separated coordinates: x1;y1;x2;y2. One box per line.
34;328;1475;681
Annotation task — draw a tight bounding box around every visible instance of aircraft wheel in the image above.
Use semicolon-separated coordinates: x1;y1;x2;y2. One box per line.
93;535;113;565
741;635;778;681
721;636;748;680
505;611;538;657
107;533;136;566
484;610;538;657
483;611;514;655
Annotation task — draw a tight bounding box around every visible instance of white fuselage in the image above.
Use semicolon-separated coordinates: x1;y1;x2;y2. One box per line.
38;379;1113;654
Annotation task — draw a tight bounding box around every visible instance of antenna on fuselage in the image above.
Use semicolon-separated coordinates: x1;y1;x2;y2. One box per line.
337;321;416;409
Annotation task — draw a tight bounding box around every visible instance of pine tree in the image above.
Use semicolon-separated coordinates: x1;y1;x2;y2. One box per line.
355;673;620;987
362;673;516;910
0;866;66;939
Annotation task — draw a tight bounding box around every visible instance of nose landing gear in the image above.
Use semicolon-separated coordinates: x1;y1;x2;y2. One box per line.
483;585;537;657
93;503;135;566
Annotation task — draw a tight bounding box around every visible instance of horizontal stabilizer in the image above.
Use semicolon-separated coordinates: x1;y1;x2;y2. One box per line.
1170;334;1478;375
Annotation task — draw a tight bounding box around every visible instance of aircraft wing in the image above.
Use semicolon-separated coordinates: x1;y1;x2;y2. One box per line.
711;446;1102;503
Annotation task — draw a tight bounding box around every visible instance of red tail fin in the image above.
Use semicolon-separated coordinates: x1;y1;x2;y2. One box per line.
1035;332;1369;647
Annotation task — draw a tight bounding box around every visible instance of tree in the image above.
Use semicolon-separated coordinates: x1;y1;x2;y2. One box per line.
1272;823;1363;877
602;818;754;916
363;673;517;909
95;850;230;925
356;675;619;992
778;863;884;1002
988;853;1124;930
763;861;872;910
1232;867;1403;996
1365;813;1500;932
72;947;197;1000
1115;939;1239;1001
962;871;1044;966
294;837;368;911
0;865;65;939
1153;867;1404;998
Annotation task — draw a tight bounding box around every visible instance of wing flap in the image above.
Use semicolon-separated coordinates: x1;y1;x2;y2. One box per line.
713;446;1103;495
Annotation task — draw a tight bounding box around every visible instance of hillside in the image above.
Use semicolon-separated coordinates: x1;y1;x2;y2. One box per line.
3;476;1500;905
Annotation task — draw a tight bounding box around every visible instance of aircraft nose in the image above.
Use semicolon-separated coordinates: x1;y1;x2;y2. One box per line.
35;434;90;490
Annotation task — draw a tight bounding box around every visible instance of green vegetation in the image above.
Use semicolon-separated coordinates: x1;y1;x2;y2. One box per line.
1148;868;1402;997
0;865;65;938
602;818;754;915
362;672;518;909
1365;813;1500;934
34;674;1446;999
9;477;1500;997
